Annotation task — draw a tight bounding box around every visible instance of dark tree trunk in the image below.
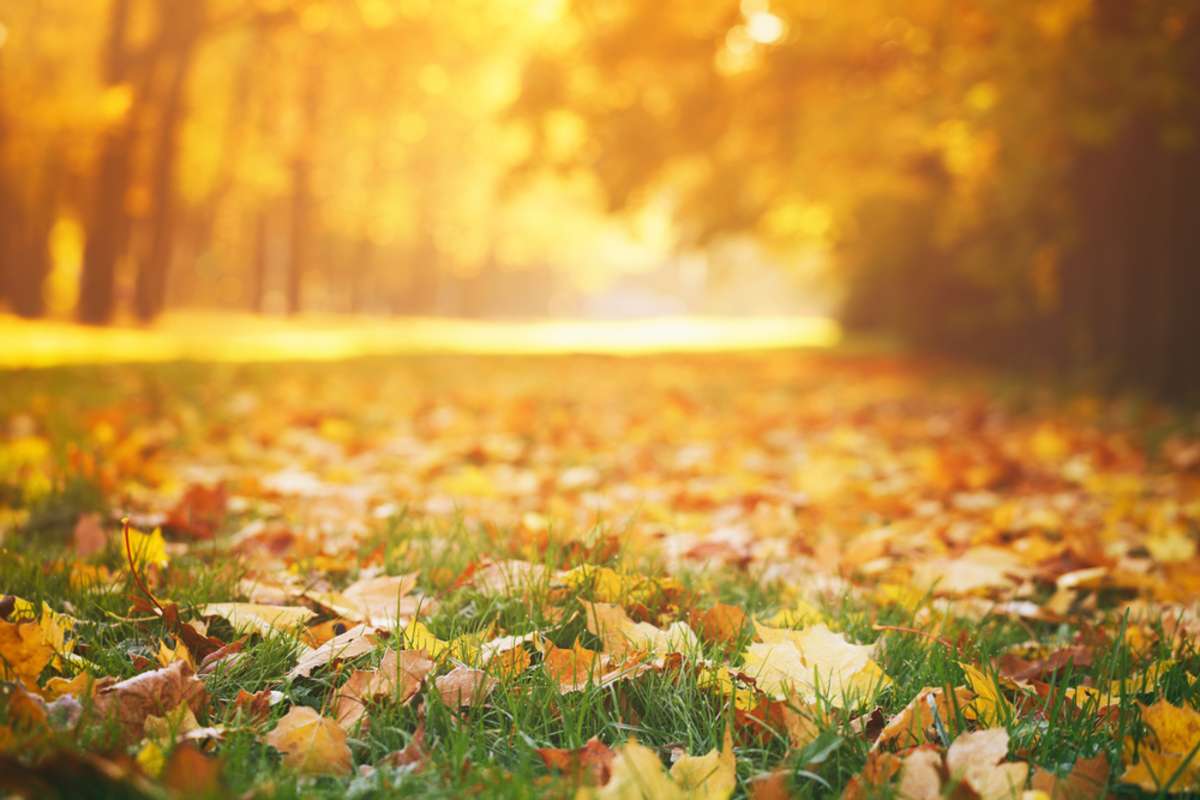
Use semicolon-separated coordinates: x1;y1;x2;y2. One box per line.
79;0;135;324
8;150;63;317
134;42;196;321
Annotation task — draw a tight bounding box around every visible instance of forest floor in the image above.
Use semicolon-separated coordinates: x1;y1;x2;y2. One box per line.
1;348;1199;798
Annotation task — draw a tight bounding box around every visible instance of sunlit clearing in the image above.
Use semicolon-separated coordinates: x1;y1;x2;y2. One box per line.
0;313;840;367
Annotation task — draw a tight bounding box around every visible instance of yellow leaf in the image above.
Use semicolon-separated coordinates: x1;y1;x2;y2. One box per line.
585;603;699;661
265;706;352;776
0;619;53;685
136;739;167;778
1120;700;1200;793
961;663;1010;726
126;526;169;570
743;624;890;705
670;729;736;800
200;603;315;636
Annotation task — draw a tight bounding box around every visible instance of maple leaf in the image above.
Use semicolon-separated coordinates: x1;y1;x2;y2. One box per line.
310;573;427;629
875;685;974;750
1120;699;1200;794
288;623;377;679
946;728;1031;800
742;624;890;705
434;666;497;708
265;705;353;776
538;737;616;786
961;663;1012;726
577;733;736;800
332;649;433;728
544;640;606;692
0;618;54;685
690;604;748;647
585;602;699;661
911;546;1028;596
1032;752;1109;799
200;603;315;636
92;660;207;743
125;526;169;570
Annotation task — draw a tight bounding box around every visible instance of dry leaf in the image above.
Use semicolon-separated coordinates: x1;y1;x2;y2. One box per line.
288;623;376;679
1120;699;1200;793
946;727;1030;800
691;604;748;647
333;649;433;728
0;618;53;685
537;737;616;785
92;661;207;742
544;641;606;692
73;513;107;557
1032;752;1109;799
265;705;353;776
585;603;699;661
434;666;497;708
876;686;974;750
743;624;889;705
201;602;315;636
311;573;423;628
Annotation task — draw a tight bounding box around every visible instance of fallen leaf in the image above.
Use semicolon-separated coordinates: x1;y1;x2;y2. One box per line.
92;660;207;742
288;623;376;679
946;727;1030;800
73;513;106;557
876;686;974;750
743;624;890;705
0;618;53;685
585;602;699;661
538;737;616;785
434;666;497;708
691;604;748;647
201;602;315;636
311;573;424;628
333;649;433;728
1120;699;1200;794
544;640;606;692
265;705;353;776
669;729;736;800
1032;752;1109;799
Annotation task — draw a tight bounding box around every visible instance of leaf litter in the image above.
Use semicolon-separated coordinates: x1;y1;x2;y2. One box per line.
0;354;1198;796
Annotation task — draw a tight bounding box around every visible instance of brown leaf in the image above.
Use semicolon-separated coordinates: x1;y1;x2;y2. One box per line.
288;624;376;679
333;649;433;728
434;666;497;708
536;737;615;785
92;660;208;743
72;513;107;558
1032;753;1109;799
747;769;793;800
165;483;228;540
691;603;748;647
381;719;428;770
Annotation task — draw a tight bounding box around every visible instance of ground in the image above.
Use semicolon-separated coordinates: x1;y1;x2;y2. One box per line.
1;350;1198;798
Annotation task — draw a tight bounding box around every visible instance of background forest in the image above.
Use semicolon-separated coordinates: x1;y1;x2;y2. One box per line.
0;0;1197;395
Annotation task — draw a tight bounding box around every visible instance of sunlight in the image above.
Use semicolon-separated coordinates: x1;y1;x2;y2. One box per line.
0;313;841;367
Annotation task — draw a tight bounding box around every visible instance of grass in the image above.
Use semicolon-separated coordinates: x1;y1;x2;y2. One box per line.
1;354;1197;798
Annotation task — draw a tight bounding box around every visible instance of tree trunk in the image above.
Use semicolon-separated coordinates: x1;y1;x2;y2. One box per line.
134;42;195;321
250;209;269;312
78;0;134;324
286;54;321;316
